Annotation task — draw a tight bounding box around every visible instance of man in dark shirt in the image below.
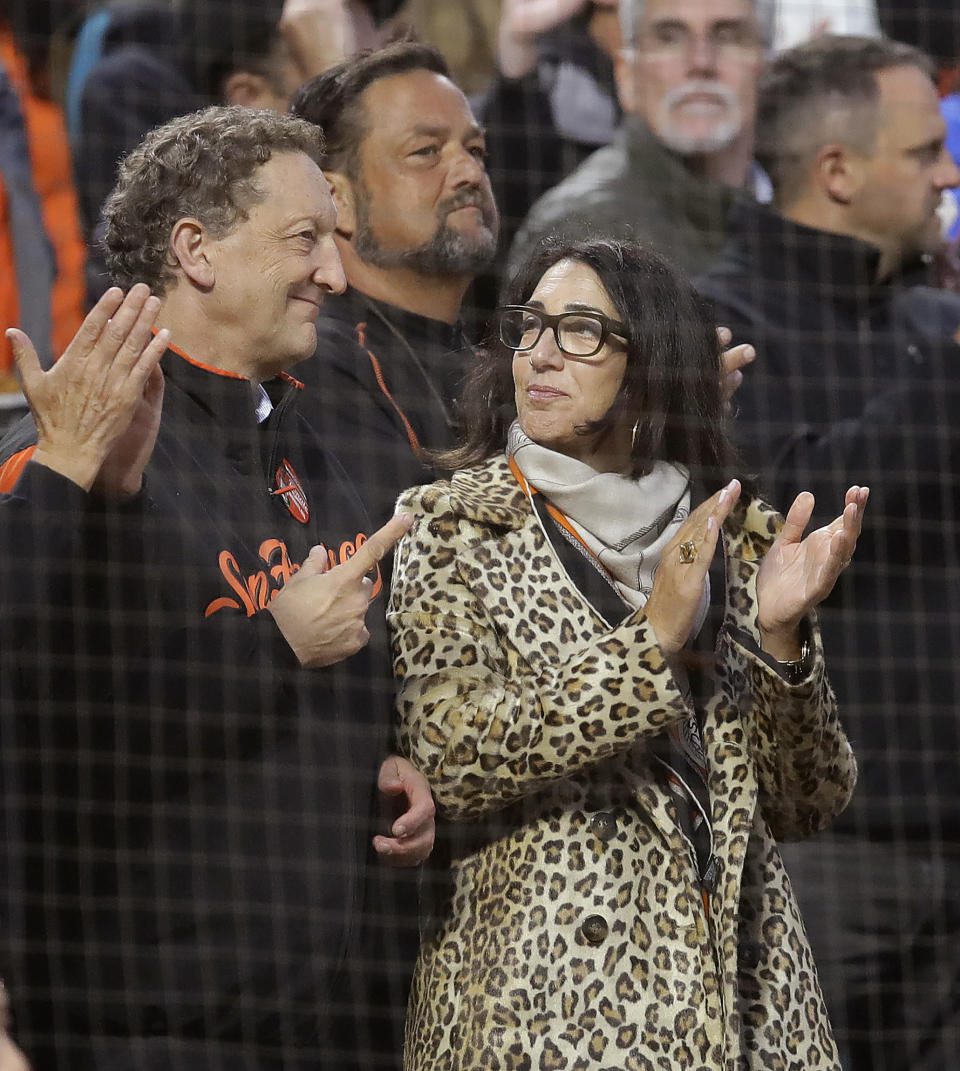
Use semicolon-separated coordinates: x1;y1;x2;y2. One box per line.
696;35;960;1071
289;43;500;522
0;105;431;1071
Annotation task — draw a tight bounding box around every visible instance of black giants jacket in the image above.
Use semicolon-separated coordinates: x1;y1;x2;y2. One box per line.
293;286;473;526
0;344;394;1069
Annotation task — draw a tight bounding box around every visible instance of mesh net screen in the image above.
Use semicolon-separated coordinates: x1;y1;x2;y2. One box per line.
2;3;960;1070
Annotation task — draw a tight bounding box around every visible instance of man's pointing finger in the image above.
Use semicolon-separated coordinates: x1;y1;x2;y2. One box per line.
340;513;414;580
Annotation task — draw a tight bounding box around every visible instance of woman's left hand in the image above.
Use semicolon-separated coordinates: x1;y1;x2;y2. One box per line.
756;485;869;657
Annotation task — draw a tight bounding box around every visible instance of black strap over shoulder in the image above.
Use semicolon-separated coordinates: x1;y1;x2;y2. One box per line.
531;494;628;628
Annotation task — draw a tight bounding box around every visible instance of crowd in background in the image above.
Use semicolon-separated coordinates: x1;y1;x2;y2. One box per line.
6;0;959;406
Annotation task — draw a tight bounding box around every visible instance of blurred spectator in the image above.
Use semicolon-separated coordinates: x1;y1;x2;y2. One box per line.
508;0;769;281
70;2;191;235
0;14;84;396
876;0;960;71
388;0;500;95
772;0;879;52
696;35;960;1071
476;0;620;257
881;1;960;291
72;0;394;297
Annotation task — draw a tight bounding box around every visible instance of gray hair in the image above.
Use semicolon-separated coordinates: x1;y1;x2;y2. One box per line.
618;0;775;52
755;34;935;205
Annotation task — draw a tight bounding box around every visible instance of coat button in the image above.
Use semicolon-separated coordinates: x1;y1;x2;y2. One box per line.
580;914;609;945
738;941;764;970
590;811;617;842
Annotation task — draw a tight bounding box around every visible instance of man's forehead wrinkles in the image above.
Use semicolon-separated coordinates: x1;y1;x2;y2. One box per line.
409;122;452;138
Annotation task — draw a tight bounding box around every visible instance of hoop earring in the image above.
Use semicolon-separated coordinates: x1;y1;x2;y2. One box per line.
630;419;639;452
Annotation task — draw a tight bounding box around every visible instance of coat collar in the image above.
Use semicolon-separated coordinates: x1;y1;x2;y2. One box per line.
159;343;301;478
622;117;755;231
322;285;467;352
447;454;531;529
450;453;780;566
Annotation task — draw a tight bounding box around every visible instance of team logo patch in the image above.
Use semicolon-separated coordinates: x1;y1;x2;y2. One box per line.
273;458;310;524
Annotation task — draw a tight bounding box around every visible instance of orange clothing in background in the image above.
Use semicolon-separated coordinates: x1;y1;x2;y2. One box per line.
0;27;85;380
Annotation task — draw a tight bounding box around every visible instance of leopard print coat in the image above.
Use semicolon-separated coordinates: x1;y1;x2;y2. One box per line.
388;454;856;1071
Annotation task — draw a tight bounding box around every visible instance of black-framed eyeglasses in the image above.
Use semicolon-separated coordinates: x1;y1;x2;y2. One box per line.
498;305;628;359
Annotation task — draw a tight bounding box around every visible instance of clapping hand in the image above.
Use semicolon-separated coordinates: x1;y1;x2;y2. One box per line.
8;284;167;496
644;479;742;655
756;486;869;660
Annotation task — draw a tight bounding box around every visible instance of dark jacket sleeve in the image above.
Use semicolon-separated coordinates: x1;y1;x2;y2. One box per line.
702;282;960;544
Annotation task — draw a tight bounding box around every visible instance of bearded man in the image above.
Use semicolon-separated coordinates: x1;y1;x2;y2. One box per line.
289;43;500;521
509;0;769;278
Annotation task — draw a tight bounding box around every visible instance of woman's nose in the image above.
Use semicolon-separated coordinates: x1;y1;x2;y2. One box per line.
528;326;565;369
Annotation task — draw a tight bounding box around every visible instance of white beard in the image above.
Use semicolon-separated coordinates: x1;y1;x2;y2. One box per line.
654;79;744;155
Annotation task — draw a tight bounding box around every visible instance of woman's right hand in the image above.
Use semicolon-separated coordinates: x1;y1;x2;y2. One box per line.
644;479;741;655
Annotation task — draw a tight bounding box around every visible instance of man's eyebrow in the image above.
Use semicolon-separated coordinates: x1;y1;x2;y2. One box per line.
711;16;756;30
907;135;945;154
646;16;754;32
408;123;451;139
407;122;486;140
646;17;691;32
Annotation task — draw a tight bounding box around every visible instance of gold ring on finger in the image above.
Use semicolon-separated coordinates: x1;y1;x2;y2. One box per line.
678;540;698;564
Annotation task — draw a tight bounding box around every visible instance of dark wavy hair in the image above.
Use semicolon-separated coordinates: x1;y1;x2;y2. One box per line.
290;41;450;178
102;106;325;295
441;236;740;492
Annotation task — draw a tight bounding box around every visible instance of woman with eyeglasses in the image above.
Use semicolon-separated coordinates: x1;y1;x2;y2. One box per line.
388;236;865;1070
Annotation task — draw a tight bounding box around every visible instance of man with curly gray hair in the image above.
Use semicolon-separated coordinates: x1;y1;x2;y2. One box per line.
101;105;325;295
0;104;433;1070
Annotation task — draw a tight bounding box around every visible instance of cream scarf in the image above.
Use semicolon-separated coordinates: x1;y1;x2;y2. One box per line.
507;421;709;631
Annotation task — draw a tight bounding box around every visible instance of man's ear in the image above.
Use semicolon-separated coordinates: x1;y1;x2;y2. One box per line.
613;49;639;114
325;170;357;239
816;144;863;205
222;70;281;111
169;218;215;289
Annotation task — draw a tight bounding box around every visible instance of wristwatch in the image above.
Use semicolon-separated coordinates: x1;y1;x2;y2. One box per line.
772;637;811;685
